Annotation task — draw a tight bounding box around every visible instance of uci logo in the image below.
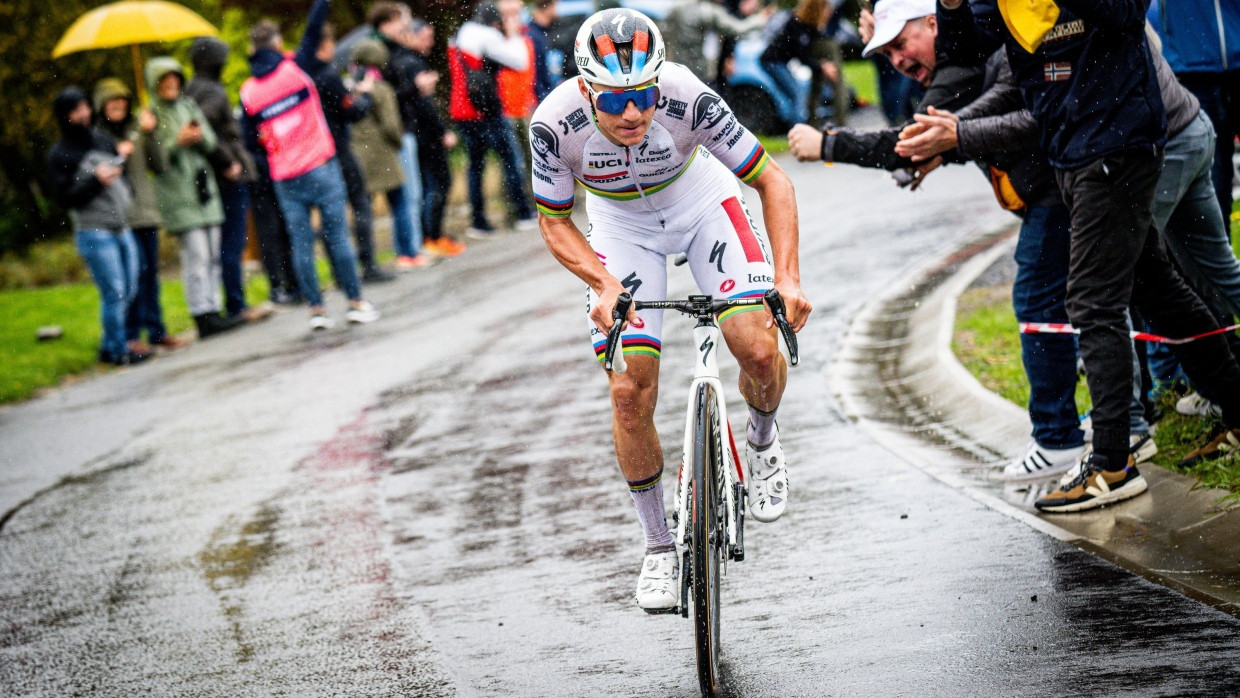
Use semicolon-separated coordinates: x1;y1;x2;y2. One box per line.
589;158;623;169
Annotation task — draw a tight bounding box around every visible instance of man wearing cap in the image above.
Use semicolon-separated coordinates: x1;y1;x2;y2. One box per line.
786;0;984;173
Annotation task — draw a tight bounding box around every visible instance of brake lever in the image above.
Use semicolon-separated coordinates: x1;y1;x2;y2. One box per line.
763;288;799;367
604;293;633;373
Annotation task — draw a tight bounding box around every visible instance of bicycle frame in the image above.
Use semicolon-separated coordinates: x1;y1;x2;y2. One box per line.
672;319;744;573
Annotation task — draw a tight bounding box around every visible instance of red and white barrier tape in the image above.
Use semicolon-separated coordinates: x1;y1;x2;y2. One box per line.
1020;321;1240;345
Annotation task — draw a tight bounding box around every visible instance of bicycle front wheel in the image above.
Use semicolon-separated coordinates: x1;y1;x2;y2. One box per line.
691;382;724;696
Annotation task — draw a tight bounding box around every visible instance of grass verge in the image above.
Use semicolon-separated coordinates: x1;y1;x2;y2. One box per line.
952;205;1240;499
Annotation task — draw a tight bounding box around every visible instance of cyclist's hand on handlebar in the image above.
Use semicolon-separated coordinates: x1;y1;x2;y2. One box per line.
769;280;811;333
591;281;636;334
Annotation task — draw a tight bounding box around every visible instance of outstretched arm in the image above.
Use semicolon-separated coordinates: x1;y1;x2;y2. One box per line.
296;0;332;68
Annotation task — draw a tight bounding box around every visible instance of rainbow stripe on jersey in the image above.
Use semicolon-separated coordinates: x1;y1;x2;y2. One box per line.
731;143;770;184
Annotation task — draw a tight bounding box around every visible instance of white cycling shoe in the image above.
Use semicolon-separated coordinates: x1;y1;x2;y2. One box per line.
746;431;788;523
635;550;679;613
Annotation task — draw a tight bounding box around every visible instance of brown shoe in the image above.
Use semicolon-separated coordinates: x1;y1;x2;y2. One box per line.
241;303;275;322
1035;454;1147;513
128;340;152;354
152;335;191;350
1178;425;1240;467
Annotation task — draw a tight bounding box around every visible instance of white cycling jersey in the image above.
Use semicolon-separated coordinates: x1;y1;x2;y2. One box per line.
529;63;778;363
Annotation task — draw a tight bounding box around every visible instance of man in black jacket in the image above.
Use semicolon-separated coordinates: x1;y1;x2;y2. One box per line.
936;0;1240;513
307;22;396;282
46;87;150;366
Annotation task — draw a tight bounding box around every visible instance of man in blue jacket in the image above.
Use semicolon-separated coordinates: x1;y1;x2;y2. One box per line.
1148;0;1240;222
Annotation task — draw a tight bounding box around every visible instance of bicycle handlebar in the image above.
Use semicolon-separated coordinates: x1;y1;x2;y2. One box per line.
604;290;800;373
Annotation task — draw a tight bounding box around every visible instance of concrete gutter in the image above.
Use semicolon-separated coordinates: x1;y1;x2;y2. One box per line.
829;224;1240;617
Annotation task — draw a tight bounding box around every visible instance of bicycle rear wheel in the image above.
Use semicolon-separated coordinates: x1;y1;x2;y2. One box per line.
691;382;724;696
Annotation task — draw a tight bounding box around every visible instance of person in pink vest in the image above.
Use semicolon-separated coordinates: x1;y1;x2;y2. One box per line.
239;1;380;331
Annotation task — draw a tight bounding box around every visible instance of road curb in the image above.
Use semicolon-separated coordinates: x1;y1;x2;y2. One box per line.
829;224;1240;618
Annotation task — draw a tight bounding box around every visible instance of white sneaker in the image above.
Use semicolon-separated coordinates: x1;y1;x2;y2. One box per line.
1176;392;1220;417
345;301;380;324
1003;441;1086;481
746;429;788;523
309;313;335;331
513;216;539;233
1059;433;1157;485
635;550;679;613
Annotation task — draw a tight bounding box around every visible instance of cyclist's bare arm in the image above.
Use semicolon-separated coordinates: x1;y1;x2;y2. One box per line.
746;160;812;332
538;213;636;333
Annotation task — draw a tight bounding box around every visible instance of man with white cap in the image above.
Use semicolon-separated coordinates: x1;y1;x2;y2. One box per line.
786;0;983;175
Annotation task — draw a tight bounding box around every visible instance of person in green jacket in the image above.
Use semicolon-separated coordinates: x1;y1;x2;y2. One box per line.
348;39;420;260
145;56;244;339
92;77;190;352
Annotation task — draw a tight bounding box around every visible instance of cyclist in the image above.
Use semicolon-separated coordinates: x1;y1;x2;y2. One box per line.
531;8;811;612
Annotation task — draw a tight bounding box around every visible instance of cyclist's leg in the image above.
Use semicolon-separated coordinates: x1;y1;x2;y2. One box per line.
685;192;789;521
683;193;786;437
589;228;679;608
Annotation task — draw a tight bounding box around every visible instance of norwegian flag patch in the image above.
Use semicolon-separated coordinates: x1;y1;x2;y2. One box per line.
1043;62;1072;82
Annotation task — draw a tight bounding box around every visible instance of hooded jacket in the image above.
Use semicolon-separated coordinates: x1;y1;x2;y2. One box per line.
92;78;167;229
45;86;132;232
184;37;257;184
349;40;405;193
146;56;225;233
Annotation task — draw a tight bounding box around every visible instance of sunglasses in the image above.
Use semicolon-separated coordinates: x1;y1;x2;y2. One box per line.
586;82;660;115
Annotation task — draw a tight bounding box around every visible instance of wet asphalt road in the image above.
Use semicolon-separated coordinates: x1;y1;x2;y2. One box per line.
3;146;1240;697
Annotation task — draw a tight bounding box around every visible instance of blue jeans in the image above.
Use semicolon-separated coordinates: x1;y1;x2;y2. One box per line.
219;181;251;316
398;133;424;254
385;186;418;258
76;228;139;358
456;118;533;229
1012;205;1085;449
761;60;807;124
1154;113;1240;319
125;226;168;344
272;158;362;307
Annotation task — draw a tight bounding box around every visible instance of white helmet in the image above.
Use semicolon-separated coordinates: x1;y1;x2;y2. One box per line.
573;8;666;88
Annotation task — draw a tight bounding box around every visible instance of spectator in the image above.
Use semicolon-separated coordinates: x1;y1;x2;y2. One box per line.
46;87;149;366
1148;0;1240;228
185;37;274;323
937;0;1240;512
496;14;538;193
240;7;380;330
400;19;465;257
91;78;187;353
448;0;538;238
526;0;560;102
760;0;836;124
661;0;770;89
371;2;433;268
308;21;399;283
247;148;302;306
349;40;422;271
146;56;244;339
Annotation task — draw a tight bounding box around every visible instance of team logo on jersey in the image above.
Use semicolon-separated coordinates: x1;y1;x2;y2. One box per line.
720;279;735;293
531;122;560;162
630;316;646;329
692;93;729;130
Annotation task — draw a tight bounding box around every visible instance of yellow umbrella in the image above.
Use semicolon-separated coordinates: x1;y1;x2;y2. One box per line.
52;1;220;101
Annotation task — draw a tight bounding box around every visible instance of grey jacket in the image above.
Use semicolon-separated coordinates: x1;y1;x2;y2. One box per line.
661;0;766;83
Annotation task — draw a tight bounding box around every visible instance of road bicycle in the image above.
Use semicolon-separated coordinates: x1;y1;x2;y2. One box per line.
603;289;799;697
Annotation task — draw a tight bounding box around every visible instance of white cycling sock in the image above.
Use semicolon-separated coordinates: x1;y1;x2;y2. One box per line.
747;403;777;449
628;473;674;553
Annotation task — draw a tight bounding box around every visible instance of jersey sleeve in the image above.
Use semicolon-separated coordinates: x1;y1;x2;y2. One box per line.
687;83;770;185
529;118;575;218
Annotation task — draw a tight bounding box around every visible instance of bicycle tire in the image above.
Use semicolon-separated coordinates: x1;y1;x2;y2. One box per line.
692;382;724;696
